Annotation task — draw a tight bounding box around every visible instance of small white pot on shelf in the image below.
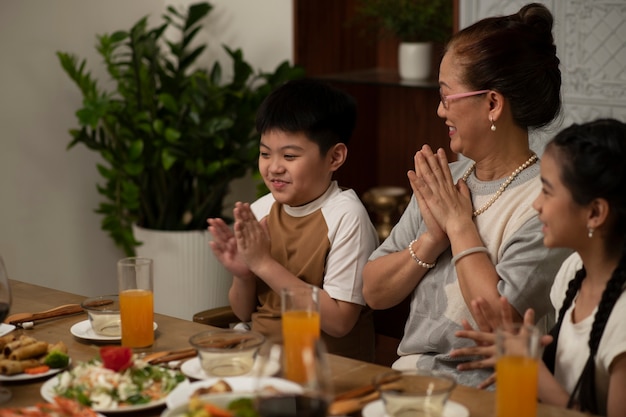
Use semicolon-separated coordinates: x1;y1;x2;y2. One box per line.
398;42;433;80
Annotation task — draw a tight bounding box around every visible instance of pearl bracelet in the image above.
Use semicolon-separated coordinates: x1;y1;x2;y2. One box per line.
451;246;490;266
408;239;436;269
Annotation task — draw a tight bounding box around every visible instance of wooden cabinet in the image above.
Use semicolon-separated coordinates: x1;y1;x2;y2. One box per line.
293;0;457;198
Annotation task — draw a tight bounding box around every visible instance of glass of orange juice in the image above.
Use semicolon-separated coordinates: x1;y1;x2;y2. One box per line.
117;257;154;348
495;323;541;417
281;285;320;383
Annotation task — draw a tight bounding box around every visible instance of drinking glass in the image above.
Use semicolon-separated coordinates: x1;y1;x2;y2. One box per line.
374;369;456;417
281;285;320;383
0;255;13;403
117;257;154;348
254;339;333;417
495;323;542;417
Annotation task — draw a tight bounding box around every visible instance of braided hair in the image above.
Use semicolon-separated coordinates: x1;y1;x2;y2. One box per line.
542;119;626;413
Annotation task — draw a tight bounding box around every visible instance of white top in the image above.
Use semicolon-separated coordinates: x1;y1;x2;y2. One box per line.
551;252;626;415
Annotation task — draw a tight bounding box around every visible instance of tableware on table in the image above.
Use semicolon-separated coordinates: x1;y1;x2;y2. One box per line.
495;323;542;417
0;255;13;403
166;376;302;409
254;339;333;417
180;353;281;380
81;295;120;337
329;388;382;416
162;391;256;417
41;377;170;414
188;329;265;377
0;359;70;382
281;285;320;383
6;303;85;327
329;374;405;416
373;369;456;417
118;257;154;348
40;349;186;413
362;399;469;417
70;320;158;342
145;347;197;365
0;323;15;337
3;401;106;417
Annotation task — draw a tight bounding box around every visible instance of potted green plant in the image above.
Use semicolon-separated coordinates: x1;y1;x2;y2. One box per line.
57;2;303;319
354;0;453;80
57;2;303;256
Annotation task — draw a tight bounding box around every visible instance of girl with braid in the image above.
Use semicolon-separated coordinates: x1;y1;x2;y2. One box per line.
452;118;626;416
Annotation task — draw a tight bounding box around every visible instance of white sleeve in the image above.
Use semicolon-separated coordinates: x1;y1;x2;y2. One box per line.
321;193;378;305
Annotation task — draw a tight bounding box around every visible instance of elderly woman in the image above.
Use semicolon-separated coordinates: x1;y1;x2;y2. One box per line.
362;3;571;386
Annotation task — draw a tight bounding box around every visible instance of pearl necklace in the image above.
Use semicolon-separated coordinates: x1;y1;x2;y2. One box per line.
462;154;538;217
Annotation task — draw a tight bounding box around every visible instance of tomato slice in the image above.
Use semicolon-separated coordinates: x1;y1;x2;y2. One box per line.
99;346;133;372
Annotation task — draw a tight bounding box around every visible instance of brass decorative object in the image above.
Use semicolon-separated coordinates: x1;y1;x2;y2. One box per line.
362;186;410;241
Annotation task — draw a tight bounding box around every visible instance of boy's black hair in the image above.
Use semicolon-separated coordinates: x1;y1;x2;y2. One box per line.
255;78;357;155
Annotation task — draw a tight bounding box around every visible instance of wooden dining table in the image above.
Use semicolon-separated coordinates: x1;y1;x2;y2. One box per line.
3;279;592;417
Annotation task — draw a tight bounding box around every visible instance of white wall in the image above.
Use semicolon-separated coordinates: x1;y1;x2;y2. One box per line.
0;1;292;297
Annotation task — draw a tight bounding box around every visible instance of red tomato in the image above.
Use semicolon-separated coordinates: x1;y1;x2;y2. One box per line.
99;346;133;372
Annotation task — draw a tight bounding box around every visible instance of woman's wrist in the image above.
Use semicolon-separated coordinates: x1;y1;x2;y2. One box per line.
451;246;490;266
407;237;438;269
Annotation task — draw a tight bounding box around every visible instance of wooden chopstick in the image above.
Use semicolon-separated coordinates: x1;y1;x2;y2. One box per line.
328;390;381;416
147;348;197;365
8;304;84;325
199;335;258;349
328;373;403;416
332;372;401;401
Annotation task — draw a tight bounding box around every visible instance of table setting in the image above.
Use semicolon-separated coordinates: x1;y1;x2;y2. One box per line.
0;252;598;417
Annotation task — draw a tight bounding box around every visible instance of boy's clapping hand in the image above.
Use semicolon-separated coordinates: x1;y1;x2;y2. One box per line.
233;202;271;272
207;217;254;279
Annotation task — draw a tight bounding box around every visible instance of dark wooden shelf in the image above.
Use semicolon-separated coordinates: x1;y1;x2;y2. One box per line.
293;0;456;197
316;68;439;90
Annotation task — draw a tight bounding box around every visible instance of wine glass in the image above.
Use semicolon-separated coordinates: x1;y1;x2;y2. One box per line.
254;339;333;417
0;255;13;403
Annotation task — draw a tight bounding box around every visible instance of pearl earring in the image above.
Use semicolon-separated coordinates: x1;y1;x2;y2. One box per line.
588;228;594;238
490;116;496;132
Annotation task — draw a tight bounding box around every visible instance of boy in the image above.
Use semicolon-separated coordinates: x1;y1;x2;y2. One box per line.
207;79;378;361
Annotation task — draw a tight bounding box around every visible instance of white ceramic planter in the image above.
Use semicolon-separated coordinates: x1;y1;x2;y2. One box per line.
398;42;433;80
132;225;232;320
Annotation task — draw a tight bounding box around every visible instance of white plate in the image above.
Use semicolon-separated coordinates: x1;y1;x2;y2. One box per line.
166;376;302;409
20;407;105;417
70;319;158;341
0;323;15;337
41;375;172;413
181;356;280;381
362;399;469;417
0;359;70;382
162;392;253;417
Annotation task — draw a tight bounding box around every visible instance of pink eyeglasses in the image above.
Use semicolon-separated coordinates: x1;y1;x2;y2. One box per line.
439;89;490;109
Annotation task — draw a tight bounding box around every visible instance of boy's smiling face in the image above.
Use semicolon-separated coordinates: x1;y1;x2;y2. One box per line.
259;130;343;207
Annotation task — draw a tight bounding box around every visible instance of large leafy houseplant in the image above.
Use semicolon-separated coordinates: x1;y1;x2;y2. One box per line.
354;0;453;43
57;2;303;256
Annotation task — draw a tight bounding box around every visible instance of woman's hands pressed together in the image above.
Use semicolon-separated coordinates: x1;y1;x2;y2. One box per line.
408;145;474;248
